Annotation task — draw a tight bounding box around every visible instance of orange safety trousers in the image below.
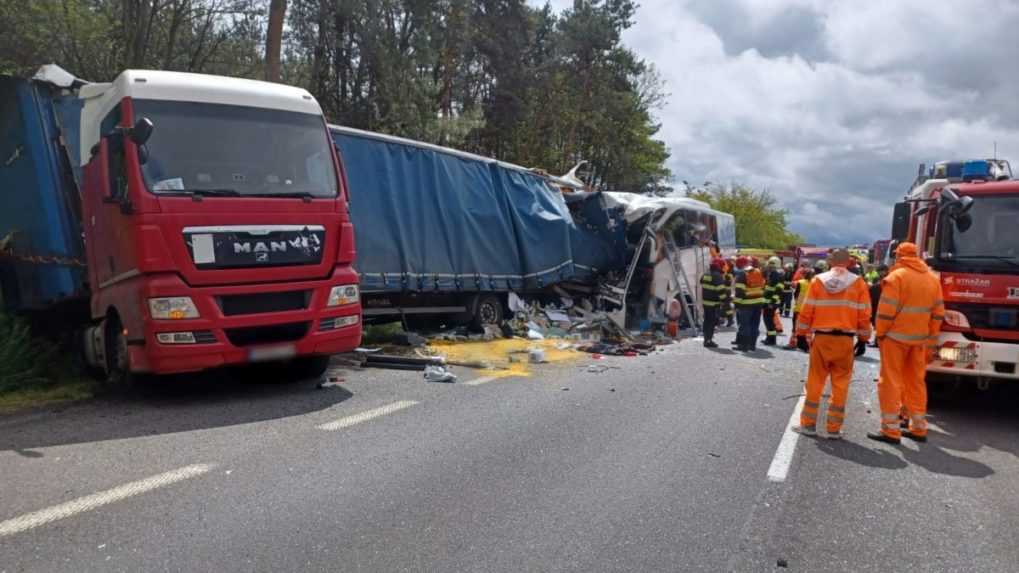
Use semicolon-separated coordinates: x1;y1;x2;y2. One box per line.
877;338;929;439
800;335;854;433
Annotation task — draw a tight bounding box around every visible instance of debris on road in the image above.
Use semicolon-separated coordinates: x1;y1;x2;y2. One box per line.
317;377;345;389
424;365;457;383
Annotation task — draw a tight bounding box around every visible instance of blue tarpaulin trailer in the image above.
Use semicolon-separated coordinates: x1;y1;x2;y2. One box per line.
330;125;622;325
0;71;86;310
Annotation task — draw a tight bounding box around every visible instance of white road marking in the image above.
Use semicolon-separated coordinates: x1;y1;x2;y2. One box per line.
464;373;499;385
317;400;419;431
766;395;806;483
0;463;215;537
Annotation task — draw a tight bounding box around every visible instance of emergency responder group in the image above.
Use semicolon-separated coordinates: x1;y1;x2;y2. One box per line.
700;243;943;443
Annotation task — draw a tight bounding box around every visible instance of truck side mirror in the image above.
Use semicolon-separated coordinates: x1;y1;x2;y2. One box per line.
128;117;154;146
955;195;974;214
954;212;973;233
890;202;911;241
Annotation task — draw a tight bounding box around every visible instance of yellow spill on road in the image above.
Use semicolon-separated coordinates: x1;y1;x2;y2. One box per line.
428;338;582;378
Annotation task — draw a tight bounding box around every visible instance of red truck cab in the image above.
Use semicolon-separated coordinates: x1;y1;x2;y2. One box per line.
78;70;361;380
894;160;1019;383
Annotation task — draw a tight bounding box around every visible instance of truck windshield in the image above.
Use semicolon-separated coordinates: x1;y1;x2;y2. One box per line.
940;194;1019;265
132;100;337;198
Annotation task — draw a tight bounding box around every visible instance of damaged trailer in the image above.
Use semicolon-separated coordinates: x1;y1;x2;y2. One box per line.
330;124;735;335
330;126;623;328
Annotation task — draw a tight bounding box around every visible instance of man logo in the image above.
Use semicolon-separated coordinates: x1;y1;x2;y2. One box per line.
943;275;955;285
256;252;268;262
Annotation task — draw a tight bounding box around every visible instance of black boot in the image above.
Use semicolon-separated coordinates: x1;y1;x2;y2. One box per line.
867;432;901;445
902;431;928;443
762;336;777;346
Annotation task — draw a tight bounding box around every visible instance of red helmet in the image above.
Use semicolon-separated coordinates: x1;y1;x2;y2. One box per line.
751;257;761;268
710;258;725;270
735;256;749;268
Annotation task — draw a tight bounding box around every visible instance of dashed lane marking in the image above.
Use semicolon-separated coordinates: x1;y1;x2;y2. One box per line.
463;376;514;386
0;463;216;537
766;395;805;483
317;400;419;431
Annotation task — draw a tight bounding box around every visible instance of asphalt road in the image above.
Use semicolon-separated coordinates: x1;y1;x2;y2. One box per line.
2;322;1019;572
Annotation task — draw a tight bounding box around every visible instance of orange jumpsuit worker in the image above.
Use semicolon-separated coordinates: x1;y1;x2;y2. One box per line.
792;249;872;439
868;242;945;445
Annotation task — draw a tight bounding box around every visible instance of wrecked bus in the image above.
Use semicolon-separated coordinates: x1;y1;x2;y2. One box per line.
585;192;737;331
0;66;362;382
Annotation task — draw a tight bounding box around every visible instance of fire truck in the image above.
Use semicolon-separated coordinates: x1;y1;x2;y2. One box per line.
891;159;1018;386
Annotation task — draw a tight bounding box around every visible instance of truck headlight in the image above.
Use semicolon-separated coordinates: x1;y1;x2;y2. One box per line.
327;284;360;307
938;346;977;363
943;310;970;329
149;297;200;319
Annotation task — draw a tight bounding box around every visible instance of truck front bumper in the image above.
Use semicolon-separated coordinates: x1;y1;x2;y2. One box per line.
130;267;362;375
928;331;1019;381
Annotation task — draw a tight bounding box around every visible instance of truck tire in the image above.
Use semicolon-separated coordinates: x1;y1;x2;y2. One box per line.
72;326;106;381
104;315;142;388
290;355;331;381
470;293;504;330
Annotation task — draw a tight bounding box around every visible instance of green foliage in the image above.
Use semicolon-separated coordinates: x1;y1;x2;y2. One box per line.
1;1;671;191
0;0;267;81
0;312;59;393
361;322;405;345
688;184;805;250
284;0;671;191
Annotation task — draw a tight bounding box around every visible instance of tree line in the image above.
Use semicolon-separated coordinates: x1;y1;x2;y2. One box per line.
1;0;671;193
686;183;805;250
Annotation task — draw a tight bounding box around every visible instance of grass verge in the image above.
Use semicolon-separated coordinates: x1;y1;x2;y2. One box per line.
0;379;97;414
0;311;98;413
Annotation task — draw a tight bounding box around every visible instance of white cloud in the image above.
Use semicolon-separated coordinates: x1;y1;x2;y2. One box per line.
531;0;1019;245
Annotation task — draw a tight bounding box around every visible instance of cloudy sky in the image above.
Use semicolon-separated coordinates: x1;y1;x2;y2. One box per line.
535;0;1019;245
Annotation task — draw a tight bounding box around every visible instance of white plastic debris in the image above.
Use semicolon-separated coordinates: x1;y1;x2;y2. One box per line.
545;309;571;323
508;292;528;312
424;365;457;383
529;348;547;363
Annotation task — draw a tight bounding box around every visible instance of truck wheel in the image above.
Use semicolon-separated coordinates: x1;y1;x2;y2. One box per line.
290;355;331;381
72;327;106;381
470;294;504;330
104;316;138;388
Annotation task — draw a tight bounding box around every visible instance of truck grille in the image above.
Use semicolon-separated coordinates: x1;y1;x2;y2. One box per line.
217;291;310;317
225;322;309;347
